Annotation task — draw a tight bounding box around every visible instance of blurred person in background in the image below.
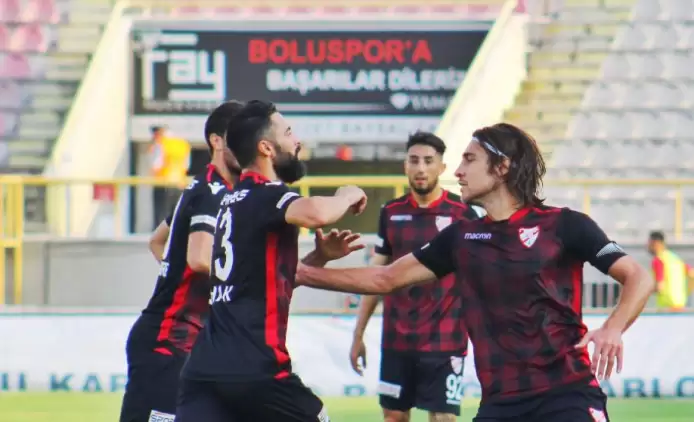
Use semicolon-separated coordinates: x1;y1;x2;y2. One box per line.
349;132;481;422
149;125;192;229
647;231;693;310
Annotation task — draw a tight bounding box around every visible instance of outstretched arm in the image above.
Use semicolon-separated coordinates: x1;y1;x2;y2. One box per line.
296;253;437;295
297;222;459;295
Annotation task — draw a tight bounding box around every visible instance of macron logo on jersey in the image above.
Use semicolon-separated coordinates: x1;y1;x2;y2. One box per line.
390;214;412;221
276;192;299;209
208;182;225;195
464;232;492;240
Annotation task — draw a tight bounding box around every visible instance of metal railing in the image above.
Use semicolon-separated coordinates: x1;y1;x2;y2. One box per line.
2;175;694;309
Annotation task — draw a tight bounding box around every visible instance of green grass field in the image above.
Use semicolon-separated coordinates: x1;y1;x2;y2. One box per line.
0;393;693;421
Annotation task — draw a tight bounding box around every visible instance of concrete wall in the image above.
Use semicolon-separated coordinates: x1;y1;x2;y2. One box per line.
4;236;692;309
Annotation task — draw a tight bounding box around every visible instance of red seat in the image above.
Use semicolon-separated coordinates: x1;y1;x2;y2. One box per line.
0;53;31;78
0;24;9;49
21;0;59;24
0;0;20;23
10;24;49;52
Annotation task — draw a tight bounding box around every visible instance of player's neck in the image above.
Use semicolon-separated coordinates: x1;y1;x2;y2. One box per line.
244;162;278;182
210;155;235;185
411;186;443;207
478;189;522;222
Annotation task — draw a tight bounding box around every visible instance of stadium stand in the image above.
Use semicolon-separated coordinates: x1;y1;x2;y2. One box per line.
0;0;112;173
543;0;694;241
504;0;634;160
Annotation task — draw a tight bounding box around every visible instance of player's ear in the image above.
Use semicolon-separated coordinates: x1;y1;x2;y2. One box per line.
438;160;446;176
495;159;511;178
257;139;275;158
209;134;224;152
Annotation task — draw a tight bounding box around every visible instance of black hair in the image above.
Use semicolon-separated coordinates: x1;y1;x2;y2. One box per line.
203;100;245;153
225;100;277;169
649;231;665;242
150;125;165;136
472;122;546;207
406;131;446;156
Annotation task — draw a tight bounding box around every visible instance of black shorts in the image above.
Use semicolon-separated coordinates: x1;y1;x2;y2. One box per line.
378;350;464;416
176;373;328;422
473;381;609;422
119;350;184;422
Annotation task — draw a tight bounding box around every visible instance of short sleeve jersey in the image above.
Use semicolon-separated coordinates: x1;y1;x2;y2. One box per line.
142;164;232;354
375;191;481;354
413;206;627;401
181;171;303;382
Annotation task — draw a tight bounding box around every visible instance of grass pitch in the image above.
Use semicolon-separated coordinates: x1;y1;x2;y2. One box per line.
0;393;693;421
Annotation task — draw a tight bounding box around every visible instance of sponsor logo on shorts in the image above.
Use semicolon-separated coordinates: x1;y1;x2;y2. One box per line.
148;410;175;422
317;405;330;422
589;407;607;422
450;356;463;375
377;380;402;398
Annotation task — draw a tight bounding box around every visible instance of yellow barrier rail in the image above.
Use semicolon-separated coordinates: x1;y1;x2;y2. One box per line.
3;175;694;305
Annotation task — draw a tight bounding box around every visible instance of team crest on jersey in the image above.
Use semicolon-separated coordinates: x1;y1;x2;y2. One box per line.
450;356;463;375
589;407;607;422
435;216;453;231
518;226;540;248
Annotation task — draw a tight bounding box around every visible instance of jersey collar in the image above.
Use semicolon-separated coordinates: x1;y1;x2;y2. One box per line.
206;164;234;189
483;207;532;224
408;190;447;209
240;170;272;184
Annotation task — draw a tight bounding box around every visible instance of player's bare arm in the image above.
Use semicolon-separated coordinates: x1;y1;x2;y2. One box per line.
350;252;389;375
603;256;654;333
285;185;367;229
149;219;170;263
297;253;435;294
187;232;214;273
576;255;653;380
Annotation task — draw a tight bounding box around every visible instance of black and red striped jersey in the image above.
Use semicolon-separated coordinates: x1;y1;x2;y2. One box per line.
375;191;481;354
181;171;303;382
139;164;232;355
413;206;627;402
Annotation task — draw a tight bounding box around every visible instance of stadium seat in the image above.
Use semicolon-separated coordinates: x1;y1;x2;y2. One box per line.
21;0;60;24
0;112;18;137
0;52;31;78
10;24;54;52
0;23;9;49
0;0;20;23
0;80;22;108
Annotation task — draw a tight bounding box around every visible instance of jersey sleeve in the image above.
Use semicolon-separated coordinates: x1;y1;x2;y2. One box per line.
259;183;302;227
558;209;627;274
374;206;393;256
412;223;458;279
188;191;223;234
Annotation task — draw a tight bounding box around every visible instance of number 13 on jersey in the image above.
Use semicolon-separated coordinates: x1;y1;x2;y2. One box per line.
214;208;234;281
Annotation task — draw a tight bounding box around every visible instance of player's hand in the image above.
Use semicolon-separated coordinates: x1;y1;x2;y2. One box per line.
335;185;367;215
575;326;624;380
349;336;367;375
314;228;365;261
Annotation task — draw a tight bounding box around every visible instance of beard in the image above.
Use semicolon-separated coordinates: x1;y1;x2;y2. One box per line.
409;177;438;196
273;146;306;184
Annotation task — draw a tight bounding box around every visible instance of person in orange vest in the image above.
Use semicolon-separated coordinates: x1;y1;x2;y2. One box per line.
648;231;693;310
149;125;191;228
